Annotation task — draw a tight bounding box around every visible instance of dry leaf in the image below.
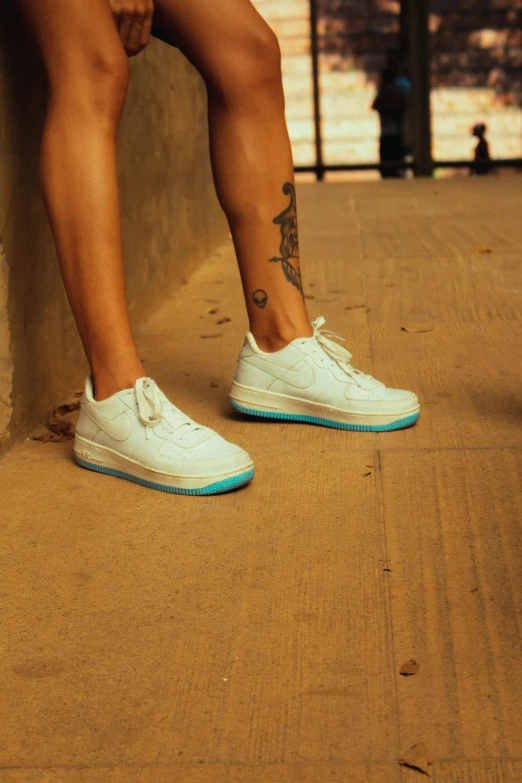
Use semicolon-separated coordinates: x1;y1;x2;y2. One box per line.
48;396;81;439
32;431;70;443
400;659;420;676
401;323;434;334
34;390;83;442
216;316;231;324
398;743;433;776
473;246;491;253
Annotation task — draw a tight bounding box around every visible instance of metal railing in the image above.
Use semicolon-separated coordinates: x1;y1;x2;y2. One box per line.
300;0;522;179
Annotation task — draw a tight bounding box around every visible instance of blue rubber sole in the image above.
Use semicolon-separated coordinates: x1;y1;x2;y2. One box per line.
75;455;254;495
230;400;420;432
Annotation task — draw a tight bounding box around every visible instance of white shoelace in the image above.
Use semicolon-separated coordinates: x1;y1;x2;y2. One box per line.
136;377;164;427
135;377;200;441
311;316;375;387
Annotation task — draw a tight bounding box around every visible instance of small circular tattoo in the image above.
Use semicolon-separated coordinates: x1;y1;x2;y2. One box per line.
252;289;268;309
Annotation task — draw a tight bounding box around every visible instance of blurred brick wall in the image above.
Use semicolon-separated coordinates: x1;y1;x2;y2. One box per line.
253;0;522;165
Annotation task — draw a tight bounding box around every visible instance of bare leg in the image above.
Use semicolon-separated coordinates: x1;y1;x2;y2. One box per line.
153;0;314;351
20;0;144;399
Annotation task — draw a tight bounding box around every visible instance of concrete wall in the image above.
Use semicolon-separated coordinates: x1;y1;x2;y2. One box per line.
0;7;227;455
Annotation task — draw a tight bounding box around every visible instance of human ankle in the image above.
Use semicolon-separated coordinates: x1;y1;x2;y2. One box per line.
251;319;313;353
91;362;145;401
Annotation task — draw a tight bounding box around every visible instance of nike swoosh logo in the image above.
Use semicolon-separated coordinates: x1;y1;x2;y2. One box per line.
83;406;133;441
245;356;315;388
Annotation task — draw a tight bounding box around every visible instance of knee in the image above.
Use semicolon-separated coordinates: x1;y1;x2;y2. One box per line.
211;22;284;107
90;49;130;114
53;46;130;125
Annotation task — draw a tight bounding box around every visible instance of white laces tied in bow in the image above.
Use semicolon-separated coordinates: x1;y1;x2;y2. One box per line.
135;377;164;439
135;377;203;441
311;316;372;387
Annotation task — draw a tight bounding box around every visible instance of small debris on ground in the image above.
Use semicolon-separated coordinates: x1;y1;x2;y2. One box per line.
201;334;222;339
345;304;366;311
210;382;219;388
363;471;372;477
470;587;479;593
473;247;491;253
401;323;434;333
400;659;420;676
207;307;219;314
216;316;231;324
32;431;69;443
304;294;315;299
32;389;83;442
398;743;433;776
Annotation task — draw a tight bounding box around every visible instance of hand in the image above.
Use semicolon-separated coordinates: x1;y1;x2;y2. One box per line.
109;0;154;57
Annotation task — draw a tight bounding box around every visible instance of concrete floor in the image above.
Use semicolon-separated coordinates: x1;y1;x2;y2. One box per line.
1;177;521;783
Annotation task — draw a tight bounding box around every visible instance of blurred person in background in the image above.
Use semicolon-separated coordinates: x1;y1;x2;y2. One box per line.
471;123;491;176
372;50;411;178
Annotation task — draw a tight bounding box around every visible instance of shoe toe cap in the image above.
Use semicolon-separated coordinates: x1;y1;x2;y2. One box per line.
201;433;253;466
159;432;253;477
385;388;419;403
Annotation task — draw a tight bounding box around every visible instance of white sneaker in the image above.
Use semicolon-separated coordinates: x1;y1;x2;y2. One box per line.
74;376;254;495
230;317;420;431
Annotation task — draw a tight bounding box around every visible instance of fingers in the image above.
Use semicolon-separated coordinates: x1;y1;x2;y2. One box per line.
129;13;153;56
113;1;153;57
117;13;133;51
139;10;153;52
126;17;143;55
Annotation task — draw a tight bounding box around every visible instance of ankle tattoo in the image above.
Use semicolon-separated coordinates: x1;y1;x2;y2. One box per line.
269;182;303;297
252;289;268;309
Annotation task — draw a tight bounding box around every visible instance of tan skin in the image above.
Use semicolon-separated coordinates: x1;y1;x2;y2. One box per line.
19;0;313;401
